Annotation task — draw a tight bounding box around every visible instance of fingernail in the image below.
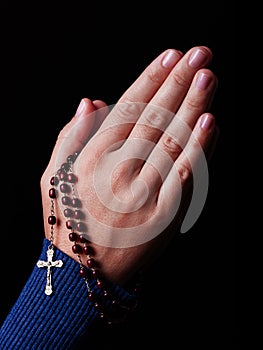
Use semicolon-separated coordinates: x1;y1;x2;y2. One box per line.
196;72;212;90
200;114;215;130
162;50;181;69
189;49;208;68
76;99;86;117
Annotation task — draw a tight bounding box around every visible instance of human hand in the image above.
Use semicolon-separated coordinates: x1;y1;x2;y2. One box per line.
41;46;218;285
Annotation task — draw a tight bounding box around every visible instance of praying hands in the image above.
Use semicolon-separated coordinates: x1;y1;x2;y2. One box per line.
0;45;220;349
41;45;218;286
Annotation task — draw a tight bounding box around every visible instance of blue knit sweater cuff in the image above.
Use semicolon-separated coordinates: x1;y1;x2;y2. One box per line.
0;238;136;350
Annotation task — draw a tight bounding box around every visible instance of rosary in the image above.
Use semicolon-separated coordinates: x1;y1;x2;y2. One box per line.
37;150;141;324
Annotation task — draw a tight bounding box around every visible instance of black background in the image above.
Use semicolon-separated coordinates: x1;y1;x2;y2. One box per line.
0;2;237;349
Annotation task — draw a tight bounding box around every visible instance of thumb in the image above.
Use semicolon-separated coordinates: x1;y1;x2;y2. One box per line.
47;98;98;175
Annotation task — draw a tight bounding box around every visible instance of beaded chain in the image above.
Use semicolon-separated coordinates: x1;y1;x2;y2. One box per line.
47;150;141;324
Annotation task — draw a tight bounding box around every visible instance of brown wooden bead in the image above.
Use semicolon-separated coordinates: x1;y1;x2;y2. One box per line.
60;183;71;193
66;219;76;230
49;188;56;199
96;279;104;289
67;173;77;183
79;267;88;278
74;210;84;220
76;222;86;232
68;232;78;242
72;243;82;254
88;291;95;301
79;234;87;243
48;215;56;225
64;208;74;217
83;245;93;255
62;196;71;205
61;162;70;172
87;258;96;268
50;176;59;186
71;198;81;207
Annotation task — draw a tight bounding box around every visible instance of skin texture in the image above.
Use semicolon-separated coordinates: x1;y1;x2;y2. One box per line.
41;46;218;285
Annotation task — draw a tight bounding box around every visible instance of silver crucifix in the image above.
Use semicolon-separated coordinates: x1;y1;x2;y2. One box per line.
37;246;63;295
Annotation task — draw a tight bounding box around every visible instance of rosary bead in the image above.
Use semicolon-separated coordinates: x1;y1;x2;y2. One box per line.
73;151;80;160
72;243;82;254
60;183;71;193
91;269;98;278
49;188;56;199
50;176;59;186
79;234;87;243
74;210;84;220
71;198;81;208
48;215;56;225
57;168;63;175
83;245;93;255
68;231;78;242
103;289;109;297
76;222;87;232
67;152;79;164
67;173;77;183
59;172;67;181
64;208;74;217
79;267;88;278
62;196;71;205
88;291;95;301
66;219;76;229
87;258;96;268
93;302;100;309
96;279;104;289
61;162;71;172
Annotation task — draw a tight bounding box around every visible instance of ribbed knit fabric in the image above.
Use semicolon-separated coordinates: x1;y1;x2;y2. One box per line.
0;238;136;350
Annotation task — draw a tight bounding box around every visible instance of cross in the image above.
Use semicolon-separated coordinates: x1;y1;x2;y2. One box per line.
37;246;63;295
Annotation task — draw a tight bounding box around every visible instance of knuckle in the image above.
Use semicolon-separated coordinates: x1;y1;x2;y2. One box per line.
113;101;142;123
162;135;182;156
147;65;164;85
143;109;165;129
176;162;192;184
142;106;172;130
171;71;188;88
185;96;202;112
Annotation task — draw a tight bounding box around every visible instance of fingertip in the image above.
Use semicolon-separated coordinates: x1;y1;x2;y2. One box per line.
199;113;215;131
75;98;96;119
92;99;108;110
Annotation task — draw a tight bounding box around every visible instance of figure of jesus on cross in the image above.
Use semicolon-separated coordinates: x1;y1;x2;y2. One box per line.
37;246;63;295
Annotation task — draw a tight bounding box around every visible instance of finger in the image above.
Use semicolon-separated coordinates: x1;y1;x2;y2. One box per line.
126;47;213;145
149;68;217;163
92;100;108;109
145;46;212;112
94;47;212;155
97;49;183;142
47;98;98;174
119;49;183;103
157;113;216;221
171;68;218;129
120;67;217;174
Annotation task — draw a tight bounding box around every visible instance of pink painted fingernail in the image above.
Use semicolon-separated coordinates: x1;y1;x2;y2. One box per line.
196;72;212;90
189;49;208;68
162;50;181;69
200;114;215;130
